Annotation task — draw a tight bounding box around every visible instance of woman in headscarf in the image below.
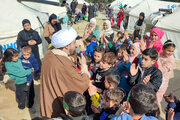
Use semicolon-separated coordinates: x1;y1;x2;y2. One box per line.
17;19;42;71
117;8;124;28
83;18;100;43
44;14;62;45
100;20;114;43
134;12;146;38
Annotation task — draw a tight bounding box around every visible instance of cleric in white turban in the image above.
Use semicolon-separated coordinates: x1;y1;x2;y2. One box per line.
40;26;89;118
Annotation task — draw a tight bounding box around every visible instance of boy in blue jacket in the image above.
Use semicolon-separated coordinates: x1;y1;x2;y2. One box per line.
20;46;39;110
112;84;159;120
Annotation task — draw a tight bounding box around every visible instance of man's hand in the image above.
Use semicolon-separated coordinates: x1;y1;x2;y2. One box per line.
88;83;97;96
78;53;86;65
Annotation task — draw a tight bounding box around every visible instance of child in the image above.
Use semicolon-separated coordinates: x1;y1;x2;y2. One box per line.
115;45;127;66
110;15;114;27
112;83;160;120
128;48;162;92
91;46;105;74
113;31;123;43
51;91;89;120
133;33;141;43
20;46;40;110
92;52;116;91
88;72;120;107
92;87;125;120
156;40;176;105
129;42;141;62
164;93;180;120
85;35;98;59
146;27;164;53
77;54;93;79
117;50;132;96
1;48;33;112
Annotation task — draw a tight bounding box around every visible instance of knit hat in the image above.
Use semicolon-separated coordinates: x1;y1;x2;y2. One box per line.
51;27;77;48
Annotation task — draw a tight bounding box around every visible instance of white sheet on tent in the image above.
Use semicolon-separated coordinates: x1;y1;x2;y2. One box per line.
155;7;180;59
127;0;179;33
22;1;67;18
0;0;48;59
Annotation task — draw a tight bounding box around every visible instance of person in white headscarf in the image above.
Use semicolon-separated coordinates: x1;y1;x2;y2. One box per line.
100;20;114;43
40;27;89;118
83;18;100;43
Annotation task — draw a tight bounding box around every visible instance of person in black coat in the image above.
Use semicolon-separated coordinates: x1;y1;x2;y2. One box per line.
127;48;162;92
70;0;78;14
88;4;94;22
17;19;42;79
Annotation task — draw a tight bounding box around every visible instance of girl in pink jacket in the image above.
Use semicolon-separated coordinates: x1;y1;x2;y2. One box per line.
156;40;176;105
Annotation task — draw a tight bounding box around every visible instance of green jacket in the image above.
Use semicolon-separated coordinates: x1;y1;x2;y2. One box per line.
5;59;32;84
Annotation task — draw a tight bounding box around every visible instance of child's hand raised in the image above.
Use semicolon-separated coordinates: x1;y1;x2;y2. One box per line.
168;108;175;120
142;74;151;84
122;50;129;63
140;38;146;52
130;63;138;76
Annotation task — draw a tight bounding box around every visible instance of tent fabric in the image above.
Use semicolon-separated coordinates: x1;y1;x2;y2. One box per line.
127;0;180;33
155;7;180;59
22;1;67;18
0;0;48;39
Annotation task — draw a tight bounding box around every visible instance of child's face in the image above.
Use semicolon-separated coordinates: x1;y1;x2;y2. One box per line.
91;37;96;42
102;95;116;109
163;46;175;58
141;55;155;69
134;37;140;43
104;77;112;90
151;32;159;42
94;51;103;63
22;51;31;60
130;46;138;57
100;61;112;71
103;23;108;30
117;49;123;60
12;54;19;62
117;33;122;39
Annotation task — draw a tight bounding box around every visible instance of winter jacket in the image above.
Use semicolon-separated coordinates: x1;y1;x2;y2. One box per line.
20;53;39;83
93;67;115;91
94;108;118;120
111;113;158;120
5;59;32;84
127;64;162;92
85;42;98;59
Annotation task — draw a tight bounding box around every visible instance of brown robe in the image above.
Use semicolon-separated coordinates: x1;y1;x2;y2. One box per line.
40;50;89;118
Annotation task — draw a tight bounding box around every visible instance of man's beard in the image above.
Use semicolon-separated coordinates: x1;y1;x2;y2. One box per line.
69;48;75;56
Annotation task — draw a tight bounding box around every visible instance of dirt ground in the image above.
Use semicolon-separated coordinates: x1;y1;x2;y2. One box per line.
0;11;180;120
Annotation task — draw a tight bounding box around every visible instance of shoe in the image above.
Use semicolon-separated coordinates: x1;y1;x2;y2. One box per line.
29;107;36;114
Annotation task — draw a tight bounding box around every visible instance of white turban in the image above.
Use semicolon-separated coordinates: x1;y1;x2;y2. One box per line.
51;27;77;48
90;18;96;26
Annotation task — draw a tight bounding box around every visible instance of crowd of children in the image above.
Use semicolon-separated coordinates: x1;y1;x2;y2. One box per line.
0;9;179;120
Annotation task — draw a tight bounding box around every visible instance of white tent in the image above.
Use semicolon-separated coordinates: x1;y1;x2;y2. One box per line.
155;6;180;59
0;0;48;58
21;1;67;18
127;0;179;33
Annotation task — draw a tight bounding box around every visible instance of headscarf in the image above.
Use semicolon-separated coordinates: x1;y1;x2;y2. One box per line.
129;42;140;62
22;19;30;26
101;20;114;37
48;14;61;33
90;18;96;26
137;12;145;26
146;27;164;53
134;33;141;40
